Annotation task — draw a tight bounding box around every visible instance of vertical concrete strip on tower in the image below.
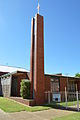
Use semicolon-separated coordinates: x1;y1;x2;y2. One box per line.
34;14;44;105
30;18;35;98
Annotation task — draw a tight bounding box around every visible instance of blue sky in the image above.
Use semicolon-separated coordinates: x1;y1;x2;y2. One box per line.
0;0;80;76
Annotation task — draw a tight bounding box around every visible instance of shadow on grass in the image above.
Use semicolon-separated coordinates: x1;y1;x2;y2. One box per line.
43;102;79;112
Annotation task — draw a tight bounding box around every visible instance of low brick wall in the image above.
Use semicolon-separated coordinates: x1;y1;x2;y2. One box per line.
8;97;35;106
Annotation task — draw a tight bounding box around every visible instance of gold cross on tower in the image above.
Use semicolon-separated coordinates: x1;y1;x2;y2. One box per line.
37;0;40;14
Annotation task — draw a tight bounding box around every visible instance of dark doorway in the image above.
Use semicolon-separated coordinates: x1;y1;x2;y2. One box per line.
0;85;2;96
0;79;2;96
11;76;18;96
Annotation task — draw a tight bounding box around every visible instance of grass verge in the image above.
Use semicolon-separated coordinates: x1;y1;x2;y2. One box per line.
53;112;80;120
0;97;80;113
0;97;50;112
47;100;80;108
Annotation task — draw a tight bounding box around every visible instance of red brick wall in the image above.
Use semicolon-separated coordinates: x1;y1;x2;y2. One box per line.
17;73;29;96
34;14;45;105
44;76;68;92
27;72;30;80
60;77;67;91
44;76;51;92
30;18;35;98
76;80;80;91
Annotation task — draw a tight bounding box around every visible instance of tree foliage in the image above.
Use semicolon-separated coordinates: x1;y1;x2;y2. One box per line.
20;80;30;99
75;73;80;78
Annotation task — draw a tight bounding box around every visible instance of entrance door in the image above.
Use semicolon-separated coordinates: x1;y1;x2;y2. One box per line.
0;85;2;96
11;76;18;96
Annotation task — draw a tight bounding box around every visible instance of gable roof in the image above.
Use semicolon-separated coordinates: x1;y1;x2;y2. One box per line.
0;65;28;73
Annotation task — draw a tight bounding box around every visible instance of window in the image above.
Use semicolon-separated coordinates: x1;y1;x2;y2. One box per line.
51;77;60;92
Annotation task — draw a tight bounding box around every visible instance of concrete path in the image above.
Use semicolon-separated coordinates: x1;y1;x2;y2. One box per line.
0;109;75;120
0;109;15;120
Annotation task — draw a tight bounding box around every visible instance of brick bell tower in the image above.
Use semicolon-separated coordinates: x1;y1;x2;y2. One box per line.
30;1;45;105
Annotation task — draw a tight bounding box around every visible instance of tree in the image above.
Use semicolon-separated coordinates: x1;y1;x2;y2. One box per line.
75;73;80;78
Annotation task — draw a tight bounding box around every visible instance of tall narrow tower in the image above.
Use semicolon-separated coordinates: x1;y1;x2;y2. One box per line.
30;1;44;105
30;18;35;98
34;14;44;104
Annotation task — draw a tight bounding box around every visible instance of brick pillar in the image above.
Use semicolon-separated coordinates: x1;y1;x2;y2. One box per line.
30;18;35;98
34;14;45;105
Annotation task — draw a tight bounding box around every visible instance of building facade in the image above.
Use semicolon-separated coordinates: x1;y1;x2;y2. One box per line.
0;70;80;104
0;13;80;105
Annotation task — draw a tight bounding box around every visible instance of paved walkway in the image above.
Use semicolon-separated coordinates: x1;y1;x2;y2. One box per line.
0;109;14;120
0;109;75;120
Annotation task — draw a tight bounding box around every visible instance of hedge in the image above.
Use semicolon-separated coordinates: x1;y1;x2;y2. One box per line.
20;80;30;99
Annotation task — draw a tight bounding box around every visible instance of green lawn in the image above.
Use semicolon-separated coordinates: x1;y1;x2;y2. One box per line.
0;97;80;120
50;101;80;120
53;112;80;120
0;97;50;112
0;97;80;115
59;101;79;107
47;100;80;108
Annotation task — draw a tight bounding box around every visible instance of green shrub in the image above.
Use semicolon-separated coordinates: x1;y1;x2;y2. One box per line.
20;80;30;99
